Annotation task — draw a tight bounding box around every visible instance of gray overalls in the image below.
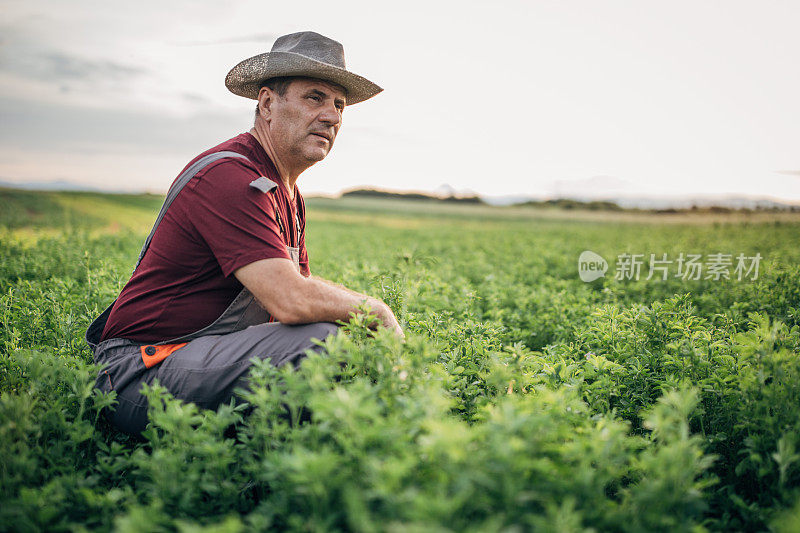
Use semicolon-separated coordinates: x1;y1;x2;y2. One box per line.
86;151;338;436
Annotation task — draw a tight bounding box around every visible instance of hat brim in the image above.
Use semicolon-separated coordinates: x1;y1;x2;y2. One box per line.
225;51;382;105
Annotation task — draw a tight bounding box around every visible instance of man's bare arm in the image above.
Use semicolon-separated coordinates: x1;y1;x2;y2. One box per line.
310;275;369;298
234;258;403;336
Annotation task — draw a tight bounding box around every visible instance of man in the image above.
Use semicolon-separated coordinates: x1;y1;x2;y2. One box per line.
85;31;402;437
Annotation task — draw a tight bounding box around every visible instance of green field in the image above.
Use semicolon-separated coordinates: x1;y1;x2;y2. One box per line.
1;187;799;532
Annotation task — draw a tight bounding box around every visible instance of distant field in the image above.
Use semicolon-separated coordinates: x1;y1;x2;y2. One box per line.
307;195;800;225
1;187;799;531
3;187;799;233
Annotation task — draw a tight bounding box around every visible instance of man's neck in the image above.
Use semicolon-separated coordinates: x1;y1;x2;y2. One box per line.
248;126;300;199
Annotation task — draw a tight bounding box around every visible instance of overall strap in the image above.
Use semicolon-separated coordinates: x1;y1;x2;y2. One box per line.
86;151;251;351
134;151;250;270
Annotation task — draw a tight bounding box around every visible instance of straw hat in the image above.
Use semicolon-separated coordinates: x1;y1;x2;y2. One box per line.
225;31;382;105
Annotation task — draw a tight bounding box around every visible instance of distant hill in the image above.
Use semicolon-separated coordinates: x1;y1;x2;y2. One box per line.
513;197;800;213
341;188;484;204
0;179;106;192
517;198;624;211
4;179;798;213
503;194;800;212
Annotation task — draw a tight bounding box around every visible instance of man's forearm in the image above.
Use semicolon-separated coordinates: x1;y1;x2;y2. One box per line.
235;258;403;336
310;275;370;298
287;276;393;327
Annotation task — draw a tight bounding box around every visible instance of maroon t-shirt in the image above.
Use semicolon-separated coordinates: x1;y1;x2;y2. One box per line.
101;132;309;343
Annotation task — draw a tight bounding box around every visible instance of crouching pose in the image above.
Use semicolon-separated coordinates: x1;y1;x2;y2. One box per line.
86;31;402;436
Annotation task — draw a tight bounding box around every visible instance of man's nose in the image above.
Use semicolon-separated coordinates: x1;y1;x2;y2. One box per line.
318;102;341;127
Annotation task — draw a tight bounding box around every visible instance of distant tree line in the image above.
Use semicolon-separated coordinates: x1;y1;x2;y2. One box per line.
341;188;484;204
339;188;800;213
518;199;624;211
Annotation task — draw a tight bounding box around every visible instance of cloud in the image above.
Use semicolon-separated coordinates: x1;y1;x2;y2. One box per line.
775;170;800;177
12;52;146;82
1;46;149;85
0;96;242;156
181;92;213;104
172;33;279;47
40;52;146;81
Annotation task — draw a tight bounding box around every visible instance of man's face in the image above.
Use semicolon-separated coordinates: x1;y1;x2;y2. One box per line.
267;78;346;166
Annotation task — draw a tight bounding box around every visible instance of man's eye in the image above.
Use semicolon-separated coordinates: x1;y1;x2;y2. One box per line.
308;95;321;102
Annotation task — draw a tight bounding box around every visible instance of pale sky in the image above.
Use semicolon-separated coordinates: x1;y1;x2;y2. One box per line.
1;0;799;203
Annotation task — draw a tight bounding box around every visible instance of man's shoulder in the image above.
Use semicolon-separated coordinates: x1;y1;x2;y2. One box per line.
172;140;278;211
165;132;280;217
164;134;269;199
187;133;261;175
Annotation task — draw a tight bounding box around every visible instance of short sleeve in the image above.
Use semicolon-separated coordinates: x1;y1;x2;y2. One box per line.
178;160;290;276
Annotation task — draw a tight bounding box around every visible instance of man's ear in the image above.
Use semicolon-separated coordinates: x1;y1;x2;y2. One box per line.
257;87;273;119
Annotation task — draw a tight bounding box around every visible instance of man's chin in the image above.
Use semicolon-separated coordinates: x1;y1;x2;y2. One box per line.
305;149;330;163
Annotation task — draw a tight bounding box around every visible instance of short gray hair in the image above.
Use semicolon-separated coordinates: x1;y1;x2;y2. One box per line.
253;77;295;121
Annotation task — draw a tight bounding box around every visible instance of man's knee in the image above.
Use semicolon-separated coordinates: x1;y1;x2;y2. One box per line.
290;321;339;357
304;321;339;351
270;321;338;368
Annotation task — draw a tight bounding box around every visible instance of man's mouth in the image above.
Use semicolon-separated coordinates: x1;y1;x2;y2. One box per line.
310;132;331;142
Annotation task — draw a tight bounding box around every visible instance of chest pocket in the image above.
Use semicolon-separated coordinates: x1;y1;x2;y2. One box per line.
249;177;301;272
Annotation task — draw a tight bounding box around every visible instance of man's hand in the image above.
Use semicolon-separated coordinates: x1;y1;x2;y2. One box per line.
366;297;404;338
312;276;404;337
234;258;404;337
